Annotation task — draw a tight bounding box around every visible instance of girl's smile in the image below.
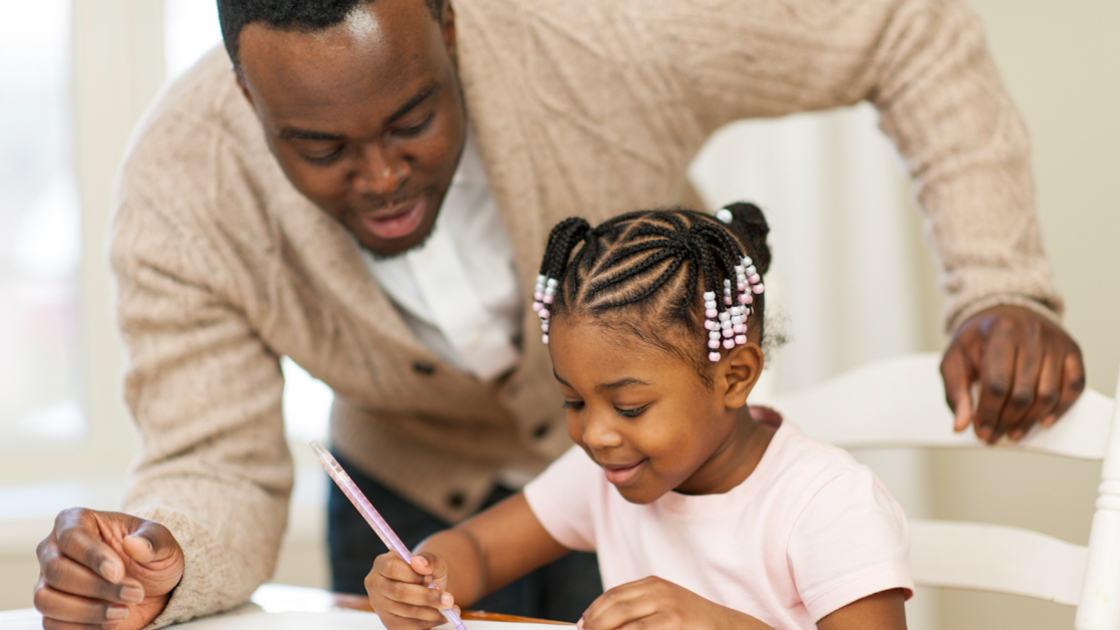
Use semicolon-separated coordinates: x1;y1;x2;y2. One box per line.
601;459;646;486
549;315;772;505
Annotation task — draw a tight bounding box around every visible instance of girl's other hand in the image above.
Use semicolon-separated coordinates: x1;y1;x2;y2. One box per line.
365;551;461;630
576;576;767;630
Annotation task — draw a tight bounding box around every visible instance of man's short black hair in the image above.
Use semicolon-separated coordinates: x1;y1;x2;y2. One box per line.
217;0;444;70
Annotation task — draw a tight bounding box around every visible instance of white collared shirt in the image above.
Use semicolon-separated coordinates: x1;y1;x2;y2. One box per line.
361;133;523;381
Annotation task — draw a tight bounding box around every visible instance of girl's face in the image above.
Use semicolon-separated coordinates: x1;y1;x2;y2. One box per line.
549;315;767;505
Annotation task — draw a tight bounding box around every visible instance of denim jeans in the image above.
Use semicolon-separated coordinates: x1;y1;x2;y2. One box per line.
327;450;603;622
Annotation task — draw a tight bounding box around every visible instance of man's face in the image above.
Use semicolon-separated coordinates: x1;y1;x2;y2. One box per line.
237;0;465;256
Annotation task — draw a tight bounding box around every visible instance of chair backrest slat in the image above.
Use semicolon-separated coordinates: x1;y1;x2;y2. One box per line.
910;519;1086;605
762;354;1113;459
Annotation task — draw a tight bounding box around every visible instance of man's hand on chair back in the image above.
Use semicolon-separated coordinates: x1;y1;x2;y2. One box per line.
941;304;1085;444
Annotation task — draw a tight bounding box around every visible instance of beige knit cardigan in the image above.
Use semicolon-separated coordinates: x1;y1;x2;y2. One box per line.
110;0;1060;625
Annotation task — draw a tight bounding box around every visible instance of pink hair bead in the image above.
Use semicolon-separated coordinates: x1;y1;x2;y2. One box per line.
539;309;550;319
739;294;753;304
722;328;733;338
705;308;718;318
722;338;735;349
705;320;718;330
735;334;747;344
543;294;554;304
532;302;542;312
541;322;549;333
734;324;746;334
752;284;765;294
534;292;544;301
542;334;549;344
749;273;761;284
708;351;721;362
708;339;720;349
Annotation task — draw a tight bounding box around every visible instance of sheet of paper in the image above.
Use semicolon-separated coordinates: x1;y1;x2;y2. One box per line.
0;608;565;630
181;610;564;629
0;609;41;630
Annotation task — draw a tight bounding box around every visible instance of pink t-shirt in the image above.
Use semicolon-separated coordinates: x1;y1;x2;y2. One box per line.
524;420;913;628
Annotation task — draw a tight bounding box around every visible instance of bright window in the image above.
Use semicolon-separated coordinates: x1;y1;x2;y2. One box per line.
0;0;85;448
164;0;222;82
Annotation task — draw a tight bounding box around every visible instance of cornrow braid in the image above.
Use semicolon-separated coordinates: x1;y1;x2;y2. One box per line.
534;204;774;382
532;217;592;343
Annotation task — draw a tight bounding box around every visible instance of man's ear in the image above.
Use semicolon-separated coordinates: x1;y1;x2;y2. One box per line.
720;342;763;409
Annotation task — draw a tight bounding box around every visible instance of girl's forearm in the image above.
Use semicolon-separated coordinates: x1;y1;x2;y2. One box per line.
731;610;776;630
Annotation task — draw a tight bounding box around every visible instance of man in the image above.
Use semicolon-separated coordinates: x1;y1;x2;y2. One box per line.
34;0;1083;628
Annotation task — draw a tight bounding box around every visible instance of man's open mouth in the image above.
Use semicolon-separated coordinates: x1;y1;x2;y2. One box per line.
358;198;426;240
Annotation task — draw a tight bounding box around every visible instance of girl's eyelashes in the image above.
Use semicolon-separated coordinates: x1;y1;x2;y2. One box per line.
615;404;649;418
561;400;649;417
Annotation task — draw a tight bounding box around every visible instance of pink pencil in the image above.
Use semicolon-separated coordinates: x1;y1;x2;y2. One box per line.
311;441;468;630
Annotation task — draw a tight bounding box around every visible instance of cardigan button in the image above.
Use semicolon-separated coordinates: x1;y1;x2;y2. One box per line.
532;421;551;440
412;361;436;376
446;490;466;510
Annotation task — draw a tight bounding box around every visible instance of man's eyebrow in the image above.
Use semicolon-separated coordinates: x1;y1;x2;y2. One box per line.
274;82;440;142
385;81;440;126
276;128;346;142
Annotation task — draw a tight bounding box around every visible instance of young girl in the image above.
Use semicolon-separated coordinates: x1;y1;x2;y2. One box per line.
368;204;912;630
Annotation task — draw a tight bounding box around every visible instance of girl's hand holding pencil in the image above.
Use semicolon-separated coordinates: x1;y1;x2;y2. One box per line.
310;441;467;630
368;551;462;630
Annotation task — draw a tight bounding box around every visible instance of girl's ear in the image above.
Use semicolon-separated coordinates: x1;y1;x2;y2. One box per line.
719;342;764;409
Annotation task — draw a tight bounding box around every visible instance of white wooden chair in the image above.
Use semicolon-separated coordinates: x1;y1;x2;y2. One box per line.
761;352;1120;629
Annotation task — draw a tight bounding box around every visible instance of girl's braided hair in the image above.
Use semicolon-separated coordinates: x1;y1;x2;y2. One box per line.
536;203;772;384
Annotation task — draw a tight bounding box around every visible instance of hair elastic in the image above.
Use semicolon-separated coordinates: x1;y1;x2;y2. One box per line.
532;274;558;344
704;208;765;362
